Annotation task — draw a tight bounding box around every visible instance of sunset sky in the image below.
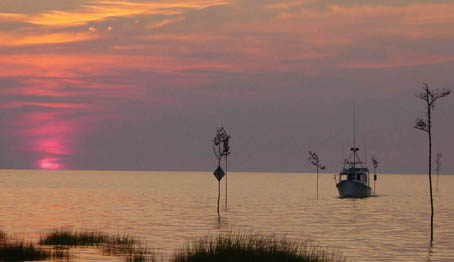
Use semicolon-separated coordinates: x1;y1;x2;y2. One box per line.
0;0;453;173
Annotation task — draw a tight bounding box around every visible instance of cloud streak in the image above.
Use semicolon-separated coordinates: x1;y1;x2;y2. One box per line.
21;0;229;26
0;32;98;46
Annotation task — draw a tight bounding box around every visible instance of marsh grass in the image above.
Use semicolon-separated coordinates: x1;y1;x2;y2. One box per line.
2;230;345;262
48;246;71;261
0;230;63;261
123;246;155;262
0;241;49;261
173;233;346;262
0;230;7;241
40;229;155;262
101;242;154;260
39;229;137;247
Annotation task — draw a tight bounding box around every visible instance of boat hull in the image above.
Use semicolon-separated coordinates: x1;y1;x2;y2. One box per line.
336;180;372;198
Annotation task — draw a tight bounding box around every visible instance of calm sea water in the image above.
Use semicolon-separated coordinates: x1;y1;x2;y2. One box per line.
0;170;453;262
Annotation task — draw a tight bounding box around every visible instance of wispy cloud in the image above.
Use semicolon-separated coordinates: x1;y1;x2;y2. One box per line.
24;0;230;26
0;32;98;46
342;54;454;70
0;13;27;21
147;16;185;30
265;0;311;10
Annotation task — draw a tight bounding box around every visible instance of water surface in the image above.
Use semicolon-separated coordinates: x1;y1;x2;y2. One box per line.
0;170;452;261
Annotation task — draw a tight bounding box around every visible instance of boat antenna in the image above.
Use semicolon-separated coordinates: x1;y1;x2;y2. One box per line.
352;102;357;169
364;143;367;167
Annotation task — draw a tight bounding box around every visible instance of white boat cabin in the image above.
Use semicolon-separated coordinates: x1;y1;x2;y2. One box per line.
339;167;370;186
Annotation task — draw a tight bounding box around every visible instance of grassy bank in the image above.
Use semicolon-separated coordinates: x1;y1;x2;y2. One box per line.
173;233;345;262
1;230;345;262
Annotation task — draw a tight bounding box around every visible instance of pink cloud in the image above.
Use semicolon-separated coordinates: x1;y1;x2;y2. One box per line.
342;54;454;70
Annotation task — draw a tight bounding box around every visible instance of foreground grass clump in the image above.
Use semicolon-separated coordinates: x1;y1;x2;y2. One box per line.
173;233;345;262
40;229;154;262
0;230;54;261
39;229;137;247
0;242;49;261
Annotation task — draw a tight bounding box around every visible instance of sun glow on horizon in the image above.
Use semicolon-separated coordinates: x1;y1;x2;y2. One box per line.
39;158;61;170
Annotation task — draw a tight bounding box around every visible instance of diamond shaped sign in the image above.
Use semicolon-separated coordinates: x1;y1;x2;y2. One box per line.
213;166;225;181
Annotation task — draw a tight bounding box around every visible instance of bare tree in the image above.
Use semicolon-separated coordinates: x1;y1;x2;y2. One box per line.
435;153;442;192
414;83;451;243
308;151;325;199
371;156;378;194
212;127;227;215
222;130;231;210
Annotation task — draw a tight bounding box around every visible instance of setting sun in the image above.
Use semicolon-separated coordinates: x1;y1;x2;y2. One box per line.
39;158;61;169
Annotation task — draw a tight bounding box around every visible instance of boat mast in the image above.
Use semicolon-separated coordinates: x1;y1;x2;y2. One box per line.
353;102;356;170
364;144;367;168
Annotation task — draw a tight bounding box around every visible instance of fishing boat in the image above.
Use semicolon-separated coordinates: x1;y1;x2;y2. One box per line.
336;104;373;198
336;146;372;198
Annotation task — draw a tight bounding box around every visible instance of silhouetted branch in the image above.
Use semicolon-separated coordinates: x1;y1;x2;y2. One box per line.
414;118;429;133
222;133;231;157
212;127;227;162
371;156;378;170
308;151;325;170
415;83;451;110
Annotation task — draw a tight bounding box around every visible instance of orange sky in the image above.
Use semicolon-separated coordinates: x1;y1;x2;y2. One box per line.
0;0;453;172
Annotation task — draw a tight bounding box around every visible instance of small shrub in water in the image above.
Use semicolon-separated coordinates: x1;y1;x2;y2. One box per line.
39;229;109;246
